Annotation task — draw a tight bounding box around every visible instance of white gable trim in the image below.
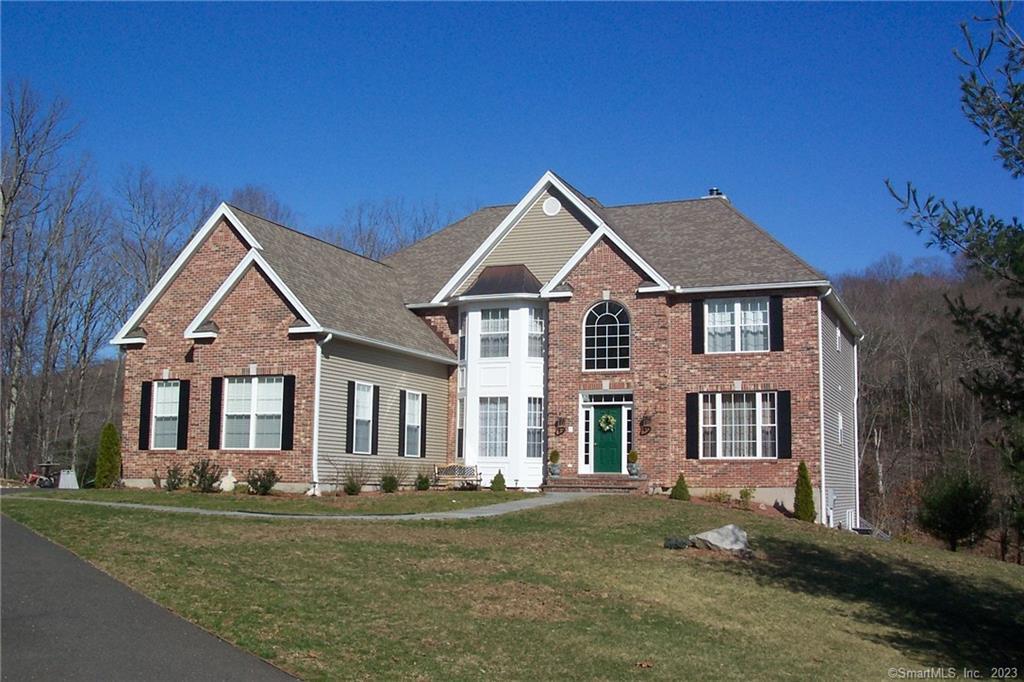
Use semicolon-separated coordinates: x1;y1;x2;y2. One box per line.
183;249;320;339
110;203;264;345
538;224;672;296
431;171;670;303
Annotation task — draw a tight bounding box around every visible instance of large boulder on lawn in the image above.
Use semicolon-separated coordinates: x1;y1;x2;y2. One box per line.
688;524;750;553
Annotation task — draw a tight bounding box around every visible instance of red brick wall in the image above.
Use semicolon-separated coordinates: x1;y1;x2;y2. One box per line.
546;237;822;491
121;219;317;485
419;308;459;464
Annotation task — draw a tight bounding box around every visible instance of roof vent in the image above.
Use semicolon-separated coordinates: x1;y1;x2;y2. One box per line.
703;187;728;201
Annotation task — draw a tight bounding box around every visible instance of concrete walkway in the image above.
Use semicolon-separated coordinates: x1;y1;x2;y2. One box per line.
0;515;294;681
6;491;594;521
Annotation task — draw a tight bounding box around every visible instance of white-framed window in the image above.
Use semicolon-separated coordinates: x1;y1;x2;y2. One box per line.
584;301;630;370
527;397;543;458
152;380;180;449
699;391;777;459
706;298;769;353
224;376;283;450
353;381;374;454
404;391;422;457
836;326;841;352
457;397;465;459
837;412;844;446
480;308;509;358
459;311;467;361
479;397;508;458
528;308;545;358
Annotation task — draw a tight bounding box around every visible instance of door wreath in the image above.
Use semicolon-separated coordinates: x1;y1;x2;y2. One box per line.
598;414;617;432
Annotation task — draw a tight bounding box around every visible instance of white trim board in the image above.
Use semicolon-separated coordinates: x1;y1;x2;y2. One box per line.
539;224;671;296
183;249;319;339
431;171;671;303
111;203;264;345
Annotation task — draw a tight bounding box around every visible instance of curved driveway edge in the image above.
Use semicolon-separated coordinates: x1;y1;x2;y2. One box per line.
4;491;596;521
0;515;294;681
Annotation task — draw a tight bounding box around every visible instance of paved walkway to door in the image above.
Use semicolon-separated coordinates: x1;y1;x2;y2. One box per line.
0;515;294;681
6;491;596;522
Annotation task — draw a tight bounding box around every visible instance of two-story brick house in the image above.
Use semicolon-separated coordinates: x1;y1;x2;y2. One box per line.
112;171;862;527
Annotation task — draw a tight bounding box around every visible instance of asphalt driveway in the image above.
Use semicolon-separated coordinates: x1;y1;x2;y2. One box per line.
1;514;294;681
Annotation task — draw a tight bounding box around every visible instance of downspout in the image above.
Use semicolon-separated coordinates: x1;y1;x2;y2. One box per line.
816;289;829;525
308;332;332;496
853;338;861;528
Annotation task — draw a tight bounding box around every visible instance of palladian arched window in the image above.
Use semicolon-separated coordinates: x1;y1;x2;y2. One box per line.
584;301;630;370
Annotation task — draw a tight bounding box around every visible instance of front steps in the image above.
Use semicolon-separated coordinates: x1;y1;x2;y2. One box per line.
543;474;648;494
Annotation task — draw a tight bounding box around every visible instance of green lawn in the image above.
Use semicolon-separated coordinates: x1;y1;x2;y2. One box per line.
2;495;1021;680
21;488;531;516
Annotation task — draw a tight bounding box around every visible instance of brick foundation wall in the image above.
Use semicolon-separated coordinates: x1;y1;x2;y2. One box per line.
121;219;317;485
546;237;822;492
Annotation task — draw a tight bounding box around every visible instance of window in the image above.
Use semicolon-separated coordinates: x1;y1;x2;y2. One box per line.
224;376;283;450
479;397;508;457
528;308;545;358
403;391;422;457
459;311;467;361
584;301;630;370
527;397;543;457
837;412;844;446
353;382;374;454
836;326;841;352
480;308;509;358
706;298;769;353
457;397;465;458
152;380;180;449
699;392;777;458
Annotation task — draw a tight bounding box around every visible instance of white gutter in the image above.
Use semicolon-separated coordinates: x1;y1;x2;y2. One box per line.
452;293;541;303
817;290;828;526
406;302;449;310
308;332;332;496
321;327;458;366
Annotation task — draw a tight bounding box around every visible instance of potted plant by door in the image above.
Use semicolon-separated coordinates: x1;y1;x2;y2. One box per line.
548;449;561;478
627;450;640;477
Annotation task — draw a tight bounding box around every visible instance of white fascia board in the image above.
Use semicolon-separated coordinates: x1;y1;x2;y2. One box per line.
819;287;864;341
110;202;264;345
540;290;573;299
406;302;449;310
453;293;541;303
669;280;830;295
183;249;321;339
431;172;558;304
539;227;672;298
321;327;458;366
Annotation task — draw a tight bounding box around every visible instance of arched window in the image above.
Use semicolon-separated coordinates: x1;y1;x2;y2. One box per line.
584;301;630;370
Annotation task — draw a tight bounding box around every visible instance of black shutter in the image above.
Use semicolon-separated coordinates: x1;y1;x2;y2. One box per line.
685;392;699;459
345;381;355;453
770;296;785;352
208;378;223;450
139;381;152;451
457;429;464;459
691;300;705;355
420;394;427;457
398;389;407;456
371;385;380;455
176;380;190;450
281;375;296;451
777;391;792;459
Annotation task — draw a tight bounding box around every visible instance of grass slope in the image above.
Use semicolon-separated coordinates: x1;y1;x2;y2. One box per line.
22;489;531;516
2;495;1021;680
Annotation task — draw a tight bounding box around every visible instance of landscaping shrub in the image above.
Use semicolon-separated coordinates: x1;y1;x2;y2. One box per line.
94;423;122;488
380;460;409;490
165;464;185;492
627;450;638;464
918;468;993;551
548;449;560;464
669;473;690;501
705;489;732;504
190;458;223;493
793;461;816;522
341;462;368;496
246;468;280;495
380;474;399;493
739;487;756;510
415;473;431;491
491;470;506;492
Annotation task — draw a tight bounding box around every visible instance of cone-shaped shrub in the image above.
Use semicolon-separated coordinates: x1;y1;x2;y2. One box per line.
491;470;506;491
95;423;122;488
669;473;690;501
793;461;816;522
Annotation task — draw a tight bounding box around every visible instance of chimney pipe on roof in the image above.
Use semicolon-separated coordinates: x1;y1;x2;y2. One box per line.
703;187;728;201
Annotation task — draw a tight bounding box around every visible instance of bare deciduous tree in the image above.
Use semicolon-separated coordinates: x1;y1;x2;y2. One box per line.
321;197;452;260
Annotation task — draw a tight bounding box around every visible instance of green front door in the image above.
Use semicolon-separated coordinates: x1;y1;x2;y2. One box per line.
593;406;622;473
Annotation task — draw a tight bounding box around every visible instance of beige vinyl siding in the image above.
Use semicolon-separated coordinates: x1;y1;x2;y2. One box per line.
318;339;450;485
820;308;858;527
454;189;593;295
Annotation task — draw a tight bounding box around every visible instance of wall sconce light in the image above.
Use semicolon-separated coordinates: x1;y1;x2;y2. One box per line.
554;416;567;435
639;413;653;436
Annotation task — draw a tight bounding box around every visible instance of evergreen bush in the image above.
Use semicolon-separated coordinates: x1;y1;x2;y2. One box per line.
918;469;993;551
94;423;121;488
246;468;280;495
491;470;506;491
165;464;185;491
793;461;816;522
415;473;431;491
669;473;690;501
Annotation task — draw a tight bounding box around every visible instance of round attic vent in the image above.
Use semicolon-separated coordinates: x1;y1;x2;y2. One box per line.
542;196;562;216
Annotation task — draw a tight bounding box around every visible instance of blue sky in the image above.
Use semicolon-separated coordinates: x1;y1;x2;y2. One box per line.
3;2;1019;277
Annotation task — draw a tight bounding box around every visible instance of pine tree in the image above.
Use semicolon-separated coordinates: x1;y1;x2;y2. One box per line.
793;461;816;522
669;473;690;501
94;423;122;488
491;470;506;492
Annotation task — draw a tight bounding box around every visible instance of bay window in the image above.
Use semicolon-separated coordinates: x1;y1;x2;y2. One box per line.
526;397;543;458
699;391;777;458
480;308;509;358
479;397;508;457
528;308;545;358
